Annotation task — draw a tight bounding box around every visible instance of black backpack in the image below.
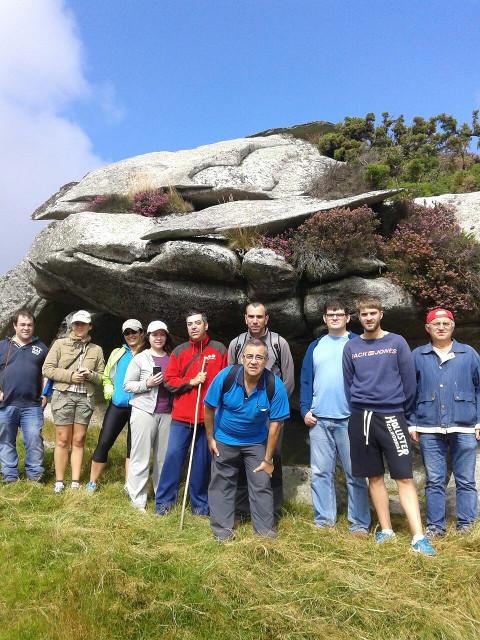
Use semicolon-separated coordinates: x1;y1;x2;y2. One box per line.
221;364;276;404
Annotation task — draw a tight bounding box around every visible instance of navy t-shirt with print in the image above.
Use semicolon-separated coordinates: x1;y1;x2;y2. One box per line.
0;338;48;408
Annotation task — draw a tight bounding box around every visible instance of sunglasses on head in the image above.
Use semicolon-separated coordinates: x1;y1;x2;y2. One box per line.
123;329;140;336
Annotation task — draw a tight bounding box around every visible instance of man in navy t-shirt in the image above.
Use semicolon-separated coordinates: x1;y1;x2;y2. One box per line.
204;338;290;541
0;309;48;482
342;296;436;556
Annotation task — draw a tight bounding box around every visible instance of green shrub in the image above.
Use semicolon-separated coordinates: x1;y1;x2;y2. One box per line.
382;202;480;312
363;163;391;189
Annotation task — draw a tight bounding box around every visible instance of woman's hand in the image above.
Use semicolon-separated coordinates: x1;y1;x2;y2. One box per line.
71;370;86;384
146;372;164;388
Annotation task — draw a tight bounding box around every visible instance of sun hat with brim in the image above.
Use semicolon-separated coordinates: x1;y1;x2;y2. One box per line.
122;319;143;333
147;320;169;334
71;310;92;324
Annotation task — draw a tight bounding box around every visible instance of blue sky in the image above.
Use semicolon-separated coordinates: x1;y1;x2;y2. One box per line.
1;0;479;273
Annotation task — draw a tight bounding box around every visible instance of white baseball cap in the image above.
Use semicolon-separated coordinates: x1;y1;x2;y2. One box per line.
147;320;169;334
71;310;92;324
122;319;143;333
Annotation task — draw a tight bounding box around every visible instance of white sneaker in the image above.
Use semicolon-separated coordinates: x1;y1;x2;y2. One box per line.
131;500;146;513
54;481;65;494
70;481;80;490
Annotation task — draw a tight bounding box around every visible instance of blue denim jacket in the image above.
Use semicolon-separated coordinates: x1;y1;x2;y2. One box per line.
407;340;480;433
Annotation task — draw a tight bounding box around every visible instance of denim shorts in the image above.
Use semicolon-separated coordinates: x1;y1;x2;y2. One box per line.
51;390;93;426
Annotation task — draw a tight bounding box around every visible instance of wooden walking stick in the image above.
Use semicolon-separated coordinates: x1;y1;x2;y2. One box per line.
180;355;213;530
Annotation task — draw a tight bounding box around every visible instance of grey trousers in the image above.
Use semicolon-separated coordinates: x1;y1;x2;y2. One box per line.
126;408;171;510
209;441;276;540
235;423;284;519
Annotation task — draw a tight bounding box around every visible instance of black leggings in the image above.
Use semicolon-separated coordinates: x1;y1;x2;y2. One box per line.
92;403;132;463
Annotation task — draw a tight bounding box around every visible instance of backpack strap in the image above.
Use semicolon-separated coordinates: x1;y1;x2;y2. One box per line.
268;331;283;380
221;365;275;404
264;369;275;404
233;333;248;363
221;364;242;396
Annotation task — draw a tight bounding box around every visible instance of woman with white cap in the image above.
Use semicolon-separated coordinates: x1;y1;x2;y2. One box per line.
86;319;146;491
123;320;173;511
42;310;104;493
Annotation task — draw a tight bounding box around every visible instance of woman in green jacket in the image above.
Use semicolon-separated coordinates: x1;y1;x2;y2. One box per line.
86;319;145;491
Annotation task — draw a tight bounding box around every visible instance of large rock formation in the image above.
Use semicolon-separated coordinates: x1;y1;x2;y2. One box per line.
13;134;408;349
3;132;480;514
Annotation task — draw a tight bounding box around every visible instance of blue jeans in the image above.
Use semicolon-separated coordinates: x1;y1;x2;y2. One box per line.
0;405;44;481
419;432;478;533
310;418;371;531
155;420;210;515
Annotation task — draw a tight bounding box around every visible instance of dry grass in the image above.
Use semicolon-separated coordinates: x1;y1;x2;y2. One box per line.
0;421;479;639
309;162;369;200
223;226;262;253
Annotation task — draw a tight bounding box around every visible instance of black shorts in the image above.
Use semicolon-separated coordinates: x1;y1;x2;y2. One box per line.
348;410;413;480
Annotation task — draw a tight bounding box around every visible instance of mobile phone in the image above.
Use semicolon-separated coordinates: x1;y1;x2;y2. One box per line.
153;366;162;376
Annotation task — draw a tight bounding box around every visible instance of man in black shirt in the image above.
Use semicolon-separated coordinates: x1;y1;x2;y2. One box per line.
0;309;48;482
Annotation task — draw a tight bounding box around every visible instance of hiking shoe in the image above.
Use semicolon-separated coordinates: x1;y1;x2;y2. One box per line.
411;536;437;556
53;481;65;494
350;529;369;538
425;527;445;540
374;530;396;544
85;481;97;493
70;481;80;490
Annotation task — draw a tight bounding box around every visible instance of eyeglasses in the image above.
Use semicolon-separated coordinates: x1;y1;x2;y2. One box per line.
325;313;346;318
123;329;140;336
429;322;453;328
243;354;266;362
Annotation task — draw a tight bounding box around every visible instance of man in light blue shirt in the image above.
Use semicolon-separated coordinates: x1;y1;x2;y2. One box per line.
204;338;289;541
300;298;370;533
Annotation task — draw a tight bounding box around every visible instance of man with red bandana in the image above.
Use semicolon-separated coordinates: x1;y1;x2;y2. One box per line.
155;311;227;516
408;307;480;538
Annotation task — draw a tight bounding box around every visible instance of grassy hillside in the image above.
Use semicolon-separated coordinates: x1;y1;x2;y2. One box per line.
0;422;479;640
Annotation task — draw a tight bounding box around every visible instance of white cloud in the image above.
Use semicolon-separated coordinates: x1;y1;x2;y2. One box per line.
0;0;104;274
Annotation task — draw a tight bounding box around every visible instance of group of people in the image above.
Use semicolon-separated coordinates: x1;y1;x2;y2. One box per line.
0;297;478;554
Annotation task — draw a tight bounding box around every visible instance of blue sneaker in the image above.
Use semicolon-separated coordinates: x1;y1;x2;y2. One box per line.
374;530;396;544
411;536;437;556
85;481;97;492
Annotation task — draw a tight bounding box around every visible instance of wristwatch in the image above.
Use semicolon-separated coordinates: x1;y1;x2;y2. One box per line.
263;458;274;465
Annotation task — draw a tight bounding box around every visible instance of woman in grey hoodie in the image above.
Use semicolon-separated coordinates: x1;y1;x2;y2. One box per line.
123;320;172;511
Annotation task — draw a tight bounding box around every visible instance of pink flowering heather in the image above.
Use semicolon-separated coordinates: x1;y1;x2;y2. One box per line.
133;189;170;217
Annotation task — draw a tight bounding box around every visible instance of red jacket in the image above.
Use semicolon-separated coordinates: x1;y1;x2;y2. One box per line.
164;334;227;424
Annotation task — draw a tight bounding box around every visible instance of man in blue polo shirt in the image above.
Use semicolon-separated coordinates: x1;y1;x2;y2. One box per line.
204;338;290;541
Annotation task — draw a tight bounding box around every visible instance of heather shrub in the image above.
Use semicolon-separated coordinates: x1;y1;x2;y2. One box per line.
132;187;194;217
132;188;170;217
261;231;293;259
382;202;480;312
87;194;133;212
262;206;381;278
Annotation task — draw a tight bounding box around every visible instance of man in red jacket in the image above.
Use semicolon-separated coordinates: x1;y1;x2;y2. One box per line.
155;311;227;516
